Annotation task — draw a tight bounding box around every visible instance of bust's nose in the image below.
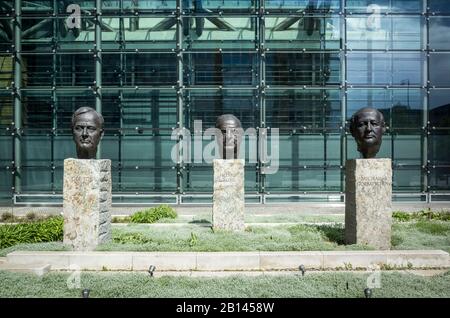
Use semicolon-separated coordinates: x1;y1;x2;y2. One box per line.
366;122;373;132
81;127;89;137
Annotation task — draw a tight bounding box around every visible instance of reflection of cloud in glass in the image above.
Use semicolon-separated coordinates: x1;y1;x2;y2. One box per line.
430;18;450;50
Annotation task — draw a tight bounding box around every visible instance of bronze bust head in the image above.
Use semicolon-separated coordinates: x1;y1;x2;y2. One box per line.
71;107;104;159
350;107;386;159
215;114;243;159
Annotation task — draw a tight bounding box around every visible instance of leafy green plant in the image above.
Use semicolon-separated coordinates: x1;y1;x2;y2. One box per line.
188;232;198;247
129;205;177;224
393;210;450;222
0;216;63;249
392;211;411;222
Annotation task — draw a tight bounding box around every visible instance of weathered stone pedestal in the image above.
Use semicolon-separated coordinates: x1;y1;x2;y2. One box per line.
345;158;392;250
213;159;245;231
63;159;112;251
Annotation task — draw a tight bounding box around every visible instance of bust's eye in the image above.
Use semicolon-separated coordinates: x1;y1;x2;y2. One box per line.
371;121;380;127
75;126;83;131
88;126;96;132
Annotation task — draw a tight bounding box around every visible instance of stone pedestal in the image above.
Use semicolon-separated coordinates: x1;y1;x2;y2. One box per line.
213;159;245;231
345;158;392;250
63;159;112;251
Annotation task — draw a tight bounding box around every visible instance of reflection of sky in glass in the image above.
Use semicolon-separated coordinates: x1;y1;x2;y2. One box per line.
347;53;423;86
346;0;421;13
430;54;450;86
430;18;450;50
346;16;422;50
430;90;450;110
265;0;340;10
429;0;450;13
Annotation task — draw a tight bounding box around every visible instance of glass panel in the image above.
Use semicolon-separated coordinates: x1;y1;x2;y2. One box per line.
265;15;341;50
0;18;12;52
346;16;423;50
184;52;257;86
429;90;450;128
182;16;256;50
430;53;450;87
0;130;13;203
266;52;340;86
265;167;341;191
22;54;53;87
393;168;422;191
266;89;341;131
21;90;53;129
429;17;450;50
429;132;450;166
102;89;177;131
55;89;96;129
429;0;450;14
265;0;341;13
347;52;424;86
103;53;177;87
429;167;450;191
102;16;177;51
0;90;13;127
346;89;424;130
345;0;422;13
101;0;176;12
393;135;422;166
183;0;255;12
185;89;258;129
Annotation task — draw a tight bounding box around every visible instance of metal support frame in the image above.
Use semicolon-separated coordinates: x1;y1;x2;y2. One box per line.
176;0;184;194
13;0;22;194
1;0;446;206
258;0;266;196
95;0;102;159
423;0;430;200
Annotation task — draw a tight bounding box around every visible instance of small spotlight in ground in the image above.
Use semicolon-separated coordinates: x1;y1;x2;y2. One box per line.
148;265;156;277
364;288;372;298
299;264;306;276
82;289;90;298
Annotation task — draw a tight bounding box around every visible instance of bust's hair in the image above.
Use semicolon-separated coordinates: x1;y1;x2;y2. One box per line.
215;114;242;129
71;107;104;130
349;107;385;135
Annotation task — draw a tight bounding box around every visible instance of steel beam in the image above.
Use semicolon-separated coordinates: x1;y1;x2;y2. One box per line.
95;0;102;159
13;0;22;194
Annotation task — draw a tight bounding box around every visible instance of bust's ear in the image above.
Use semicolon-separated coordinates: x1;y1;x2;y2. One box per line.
100;128;105;139
382;122;387;134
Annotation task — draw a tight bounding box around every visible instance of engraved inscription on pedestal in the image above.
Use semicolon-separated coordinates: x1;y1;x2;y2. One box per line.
345;158;392;250
63;158;112;251
213;159;245;231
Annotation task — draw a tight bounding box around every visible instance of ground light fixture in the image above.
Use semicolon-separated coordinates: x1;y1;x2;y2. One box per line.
364;288;372;298
82;289;90;298
299;264;306;276
148;265;156;277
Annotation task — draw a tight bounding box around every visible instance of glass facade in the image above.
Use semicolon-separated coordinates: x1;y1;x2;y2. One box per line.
0;0;449;205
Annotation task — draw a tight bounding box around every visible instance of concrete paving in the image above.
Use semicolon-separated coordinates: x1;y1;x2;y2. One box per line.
1;202;449;216
0;262;51;276
5;250;449;272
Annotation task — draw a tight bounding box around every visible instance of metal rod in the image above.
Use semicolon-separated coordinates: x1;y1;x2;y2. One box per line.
13;0;22;193
95;0;102;159
176;0;184;194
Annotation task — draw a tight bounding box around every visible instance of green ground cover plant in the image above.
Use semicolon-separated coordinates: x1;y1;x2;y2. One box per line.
0;270;448;298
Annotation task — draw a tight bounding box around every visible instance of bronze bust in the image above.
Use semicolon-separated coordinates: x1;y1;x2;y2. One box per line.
215;114;242;159
349;107;386;159
71;107;104;159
